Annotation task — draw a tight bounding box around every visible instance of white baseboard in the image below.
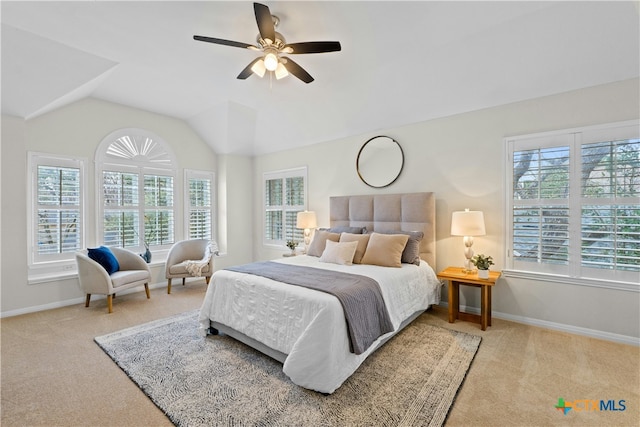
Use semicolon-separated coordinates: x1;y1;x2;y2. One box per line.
437;302;639;347
0;280;170;318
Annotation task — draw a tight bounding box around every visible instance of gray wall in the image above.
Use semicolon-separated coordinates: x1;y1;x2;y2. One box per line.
253;78;640;343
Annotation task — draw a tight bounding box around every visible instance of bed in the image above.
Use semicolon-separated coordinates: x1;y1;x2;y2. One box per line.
199;192;441;394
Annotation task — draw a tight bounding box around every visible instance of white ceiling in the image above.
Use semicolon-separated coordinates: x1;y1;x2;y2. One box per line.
2;1;639;155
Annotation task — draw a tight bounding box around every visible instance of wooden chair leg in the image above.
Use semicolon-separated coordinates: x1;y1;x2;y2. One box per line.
182;278;186;286
85;294;91;307
144;283;150;299
107;295;113;314
206;276;211;285
167;279;172;294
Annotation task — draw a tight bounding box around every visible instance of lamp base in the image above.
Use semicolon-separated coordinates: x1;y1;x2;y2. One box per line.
462;259;475;274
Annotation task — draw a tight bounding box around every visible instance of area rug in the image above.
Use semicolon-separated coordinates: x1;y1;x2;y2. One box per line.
95;310;481;427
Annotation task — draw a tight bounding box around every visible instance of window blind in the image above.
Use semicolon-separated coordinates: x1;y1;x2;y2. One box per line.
507;121;639;284
36;165;82;255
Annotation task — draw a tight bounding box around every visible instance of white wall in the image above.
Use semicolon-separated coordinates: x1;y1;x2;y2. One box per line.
253;78;640;343
0;98;253;315
2;80;638;343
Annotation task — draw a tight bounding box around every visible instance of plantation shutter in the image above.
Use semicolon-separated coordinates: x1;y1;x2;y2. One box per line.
36;165;82;256
511;142;571;274
507;121;639;284
285;176;305;243
265;178;283;241
187;175;213;239
144;174;175;246
103;171;140;248
580;130;640;275
263;168;307;245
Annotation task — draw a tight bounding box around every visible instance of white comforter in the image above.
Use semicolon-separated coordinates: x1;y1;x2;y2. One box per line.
198;255;441;393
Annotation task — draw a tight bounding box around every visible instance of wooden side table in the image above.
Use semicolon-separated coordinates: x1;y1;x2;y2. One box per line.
437;266;501;331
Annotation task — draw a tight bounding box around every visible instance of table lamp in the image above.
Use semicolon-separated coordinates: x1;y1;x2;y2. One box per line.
451;208;486;273
296;211;317;253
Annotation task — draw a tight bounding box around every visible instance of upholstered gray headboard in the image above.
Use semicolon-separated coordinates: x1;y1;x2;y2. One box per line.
329;192;436;269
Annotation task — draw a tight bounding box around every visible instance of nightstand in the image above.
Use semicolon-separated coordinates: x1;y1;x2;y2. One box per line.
437;266;501;331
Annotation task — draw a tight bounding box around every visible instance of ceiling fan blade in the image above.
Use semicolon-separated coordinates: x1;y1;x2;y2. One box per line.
282;57;314;84
254;2;275;44
237;58;262;80
284;41;342;54
193;35;255;50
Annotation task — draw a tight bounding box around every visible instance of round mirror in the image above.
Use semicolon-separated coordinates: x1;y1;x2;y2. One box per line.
356;136;404;188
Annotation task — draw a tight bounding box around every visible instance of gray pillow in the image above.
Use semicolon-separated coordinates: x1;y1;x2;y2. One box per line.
306;230;340;257
319;226;366;234
368;230;423;265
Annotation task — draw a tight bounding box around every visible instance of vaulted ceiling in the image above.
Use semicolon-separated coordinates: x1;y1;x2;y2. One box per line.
2;1;638;155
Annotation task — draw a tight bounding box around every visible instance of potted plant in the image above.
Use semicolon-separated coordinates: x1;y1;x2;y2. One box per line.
471;254;494;279
286;240;298;255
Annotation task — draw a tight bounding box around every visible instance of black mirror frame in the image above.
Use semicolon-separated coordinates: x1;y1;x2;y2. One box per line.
356;135;404;188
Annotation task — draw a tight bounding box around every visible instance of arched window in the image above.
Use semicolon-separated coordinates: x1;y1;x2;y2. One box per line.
96;129;177;252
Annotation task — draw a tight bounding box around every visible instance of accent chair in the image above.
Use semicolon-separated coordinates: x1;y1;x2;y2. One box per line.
76;247;151;313
165;239;216;294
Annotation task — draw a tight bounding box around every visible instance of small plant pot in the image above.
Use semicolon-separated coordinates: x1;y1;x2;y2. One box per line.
478;269;489;279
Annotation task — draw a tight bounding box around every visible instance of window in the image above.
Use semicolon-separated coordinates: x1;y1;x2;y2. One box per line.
28;153;85;265
506;121;639;285
263;167;307;246
97;129;176;252
185;170;215;240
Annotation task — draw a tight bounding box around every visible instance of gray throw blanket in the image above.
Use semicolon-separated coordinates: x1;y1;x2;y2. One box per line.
225;261;394;355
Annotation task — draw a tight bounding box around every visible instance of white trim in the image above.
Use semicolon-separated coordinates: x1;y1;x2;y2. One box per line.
27;257;169;285
504;119;639;142
0;279;182;318
501;269;639;292
96;129;178;252
96;128;177;170
27;152;87;274
262;166;308;247
437;302;639;347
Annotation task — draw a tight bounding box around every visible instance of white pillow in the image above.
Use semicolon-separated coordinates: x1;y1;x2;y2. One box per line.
319;240;358;266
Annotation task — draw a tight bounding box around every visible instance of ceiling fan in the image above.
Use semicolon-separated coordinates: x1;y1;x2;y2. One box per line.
193;2;341;84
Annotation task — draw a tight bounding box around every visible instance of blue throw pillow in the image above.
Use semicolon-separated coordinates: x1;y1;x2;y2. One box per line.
87;246;120;275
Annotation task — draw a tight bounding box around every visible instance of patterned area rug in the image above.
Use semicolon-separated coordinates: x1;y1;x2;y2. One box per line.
95;310;481;427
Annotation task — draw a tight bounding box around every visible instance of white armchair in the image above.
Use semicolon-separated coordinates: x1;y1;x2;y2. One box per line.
165;239;216;294
76;247;151;313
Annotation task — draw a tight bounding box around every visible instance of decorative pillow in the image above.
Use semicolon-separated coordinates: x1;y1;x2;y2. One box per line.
360;233;409;268
319;240;359;266
87;246;120;274
339;233;370;264
319;226;366;234
373;230;424;265
306;230;340;257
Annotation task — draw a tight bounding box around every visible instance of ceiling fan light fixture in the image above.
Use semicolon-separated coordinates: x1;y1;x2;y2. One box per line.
264;52;279;71
194;2;342;84
251;59;266;77
275;62;289;79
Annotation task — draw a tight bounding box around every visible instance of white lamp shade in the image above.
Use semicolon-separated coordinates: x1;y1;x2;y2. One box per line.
251;59;266;78
296;211;317;229
451;209;486;236
275;62;289;80
264;52;279;71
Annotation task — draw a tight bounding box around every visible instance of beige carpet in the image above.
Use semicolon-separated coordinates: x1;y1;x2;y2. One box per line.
95;310;480;426
1;280;639;426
